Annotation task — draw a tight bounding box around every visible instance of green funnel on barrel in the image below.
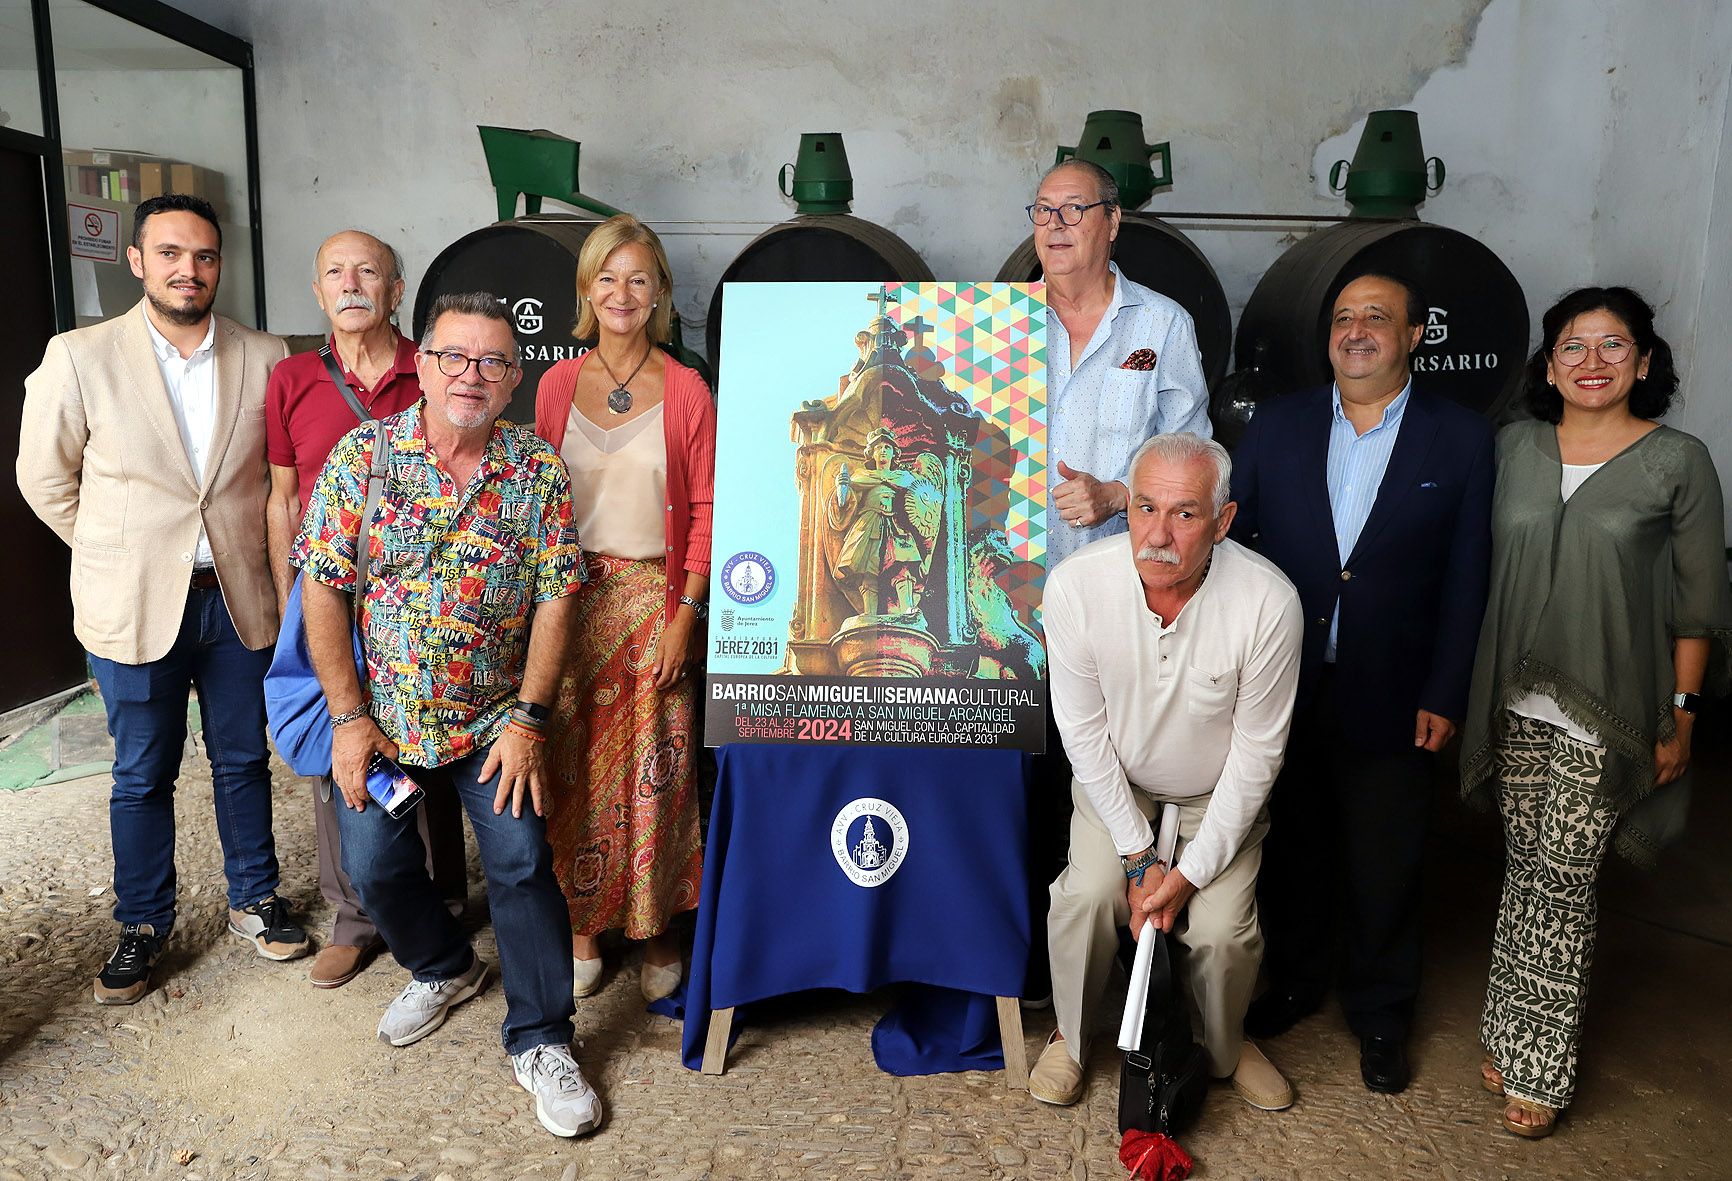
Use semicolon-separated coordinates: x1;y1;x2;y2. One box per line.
478;126;625;223
1328;110;1444;219
1055;110;1172;210
778;133;854;214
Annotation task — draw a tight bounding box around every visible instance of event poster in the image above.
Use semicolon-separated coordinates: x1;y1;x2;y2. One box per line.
706;282;1050;751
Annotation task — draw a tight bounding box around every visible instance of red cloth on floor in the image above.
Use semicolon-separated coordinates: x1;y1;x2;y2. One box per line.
1119;1129;1194;1181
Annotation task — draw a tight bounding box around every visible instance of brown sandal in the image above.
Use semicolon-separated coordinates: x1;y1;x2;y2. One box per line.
1502;1097;1556;1139
1481;1057;1505;1095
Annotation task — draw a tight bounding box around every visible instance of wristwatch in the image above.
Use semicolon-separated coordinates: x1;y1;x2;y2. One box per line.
1119;848;1156;871
1672;692;1702;715
515;700;551;724
1120;847;1165;885
679;594;709;619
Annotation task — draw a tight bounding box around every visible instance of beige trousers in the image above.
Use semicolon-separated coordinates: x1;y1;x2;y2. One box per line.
1047;778;1268;1077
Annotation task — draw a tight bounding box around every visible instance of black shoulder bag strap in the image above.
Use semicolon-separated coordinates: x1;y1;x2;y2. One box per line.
318;342;375;425
355;425;387;606
312;356;388;804
315;341;385;601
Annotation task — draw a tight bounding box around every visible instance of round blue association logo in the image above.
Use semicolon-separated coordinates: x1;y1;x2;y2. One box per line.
831;798;909;888
721;551;775;605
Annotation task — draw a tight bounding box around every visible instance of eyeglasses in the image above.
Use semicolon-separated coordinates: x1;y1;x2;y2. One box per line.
425;349;516;383
1552;338;1634;367
1025;200;1112;227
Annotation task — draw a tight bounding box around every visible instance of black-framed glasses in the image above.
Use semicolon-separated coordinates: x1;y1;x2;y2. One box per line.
425;349;516;382
1025;200;1112;227
1552;338;1634;367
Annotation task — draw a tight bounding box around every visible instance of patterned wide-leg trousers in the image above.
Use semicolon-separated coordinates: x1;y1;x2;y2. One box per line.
1480;711;1620;1110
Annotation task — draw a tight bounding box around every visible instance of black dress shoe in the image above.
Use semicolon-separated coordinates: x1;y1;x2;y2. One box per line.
1244;988;1321;1039
1360;1036;1411;1094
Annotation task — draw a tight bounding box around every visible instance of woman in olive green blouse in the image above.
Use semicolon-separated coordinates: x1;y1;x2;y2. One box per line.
1459;286;1731;1139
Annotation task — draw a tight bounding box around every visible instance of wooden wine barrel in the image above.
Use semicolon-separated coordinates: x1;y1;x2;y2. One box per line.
706;214;933;386
1232;220;1528;417
415;215;710;424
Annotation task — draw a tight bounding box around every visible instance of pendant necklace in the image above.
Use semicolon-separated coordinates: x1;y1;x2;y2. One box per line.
596;344;653;415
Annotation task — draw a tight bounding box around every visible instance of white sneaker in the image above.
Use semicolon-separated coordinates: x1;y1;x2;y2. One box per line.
512;1043;603;1137
376;956;489;1047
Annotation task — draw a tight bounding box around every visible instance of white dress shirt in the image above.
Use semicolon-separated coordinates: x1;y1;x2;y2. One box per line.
143;306;217;566
1043;534;1303;889
1046;263;1212;569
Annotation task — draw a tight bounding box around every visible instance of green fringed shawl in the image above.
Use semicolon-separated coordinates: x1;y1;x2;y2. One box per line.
1459;420;1732;865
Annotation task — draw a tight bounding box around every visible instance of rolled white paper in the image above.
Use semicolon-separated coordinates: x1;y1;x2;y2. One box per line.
1118;918;1158;1050
1117;804;1181;1051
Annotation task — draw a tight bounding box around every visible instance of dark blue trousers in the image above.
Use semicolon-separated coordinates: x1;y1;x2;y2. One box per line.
88;586;279;930
335;744;575;1054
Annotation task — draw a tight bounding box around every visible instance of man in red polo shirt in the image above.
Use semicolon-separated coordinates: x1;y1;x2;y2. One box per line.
265;229;467;989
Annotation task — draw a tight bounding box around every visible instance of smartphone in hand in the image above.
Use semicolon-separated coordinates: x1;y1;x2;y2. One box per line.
365;753;425;819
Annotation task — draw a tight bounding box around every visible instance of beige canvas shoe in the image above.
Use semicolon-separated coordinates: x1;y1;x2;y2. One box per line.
1231;1039;1294;1110
1028;1031;1085;1106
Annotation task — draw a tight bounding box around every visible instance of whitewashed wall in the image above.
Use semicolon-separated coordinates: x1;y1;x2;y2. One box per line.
168;0;1732;526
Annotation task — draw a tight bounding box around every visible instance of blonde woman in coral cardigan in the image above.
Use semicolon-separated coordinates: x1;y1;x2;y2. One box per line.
535;215;716;1003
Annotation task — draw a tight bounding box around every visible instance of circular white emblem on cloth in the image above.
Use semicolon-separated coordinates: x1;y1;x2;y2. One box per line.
831;797;909;887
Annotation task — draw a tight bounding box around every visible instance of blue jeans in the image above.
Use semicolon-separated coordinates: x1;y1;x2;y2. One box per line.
335;744;575;1054
88;586;279;930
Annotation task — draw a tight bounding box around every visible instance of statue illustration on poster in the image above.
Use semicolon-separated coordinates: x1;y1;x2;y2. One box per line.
708;281;1049;750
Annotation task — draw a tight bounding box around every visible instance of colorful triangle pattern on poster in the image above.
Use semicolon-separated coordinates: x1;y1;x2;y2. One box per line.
888;282;1048;576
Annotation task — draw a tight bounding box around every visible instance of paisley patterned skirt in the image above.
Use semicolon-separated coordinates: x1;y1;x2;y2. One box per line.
546;554;702;938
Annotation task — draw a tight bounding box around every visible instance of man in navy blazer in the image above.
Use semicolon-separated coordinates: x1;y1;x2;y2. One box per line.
1227;273;1493;1093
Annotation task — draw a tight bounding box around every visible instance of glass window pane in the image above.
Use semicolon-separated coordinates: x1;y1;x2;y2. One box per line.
50;0;256;328
0;0;45;137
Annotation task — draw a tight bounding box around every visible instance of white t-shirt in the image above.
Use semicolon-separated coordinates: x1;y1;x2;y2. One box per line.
1507;462;1606;744
1042;535;1303;889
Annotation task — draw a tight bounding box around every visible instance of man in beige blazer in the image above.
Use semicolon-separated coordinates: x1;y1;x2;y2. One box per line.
18;194;310;1006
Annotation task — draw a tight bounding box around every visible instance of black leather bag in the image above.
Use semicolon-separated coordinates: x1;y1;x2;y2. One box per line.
1117;930;1210;1136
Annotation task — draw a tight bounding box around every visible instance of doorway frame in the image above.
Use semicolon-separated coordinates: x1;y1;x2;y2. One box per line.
23;0;265;332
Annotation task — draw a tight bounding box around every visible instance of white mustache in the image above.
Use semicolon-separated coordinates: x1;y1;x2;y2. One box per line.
1135;545;1181;565
337;294;377;312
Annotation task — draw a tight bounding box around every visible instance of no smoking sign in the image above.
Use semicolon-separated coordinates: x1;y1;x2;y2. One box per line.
69;203;119;262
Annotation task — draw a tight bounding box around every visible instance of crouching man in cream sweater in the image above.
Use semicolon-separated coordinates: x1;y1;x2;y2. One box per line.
1031;432;1303;1113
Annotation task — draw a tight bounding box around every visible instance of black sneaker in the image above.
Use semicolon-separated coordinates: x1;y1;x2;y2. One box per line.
94;923;167;1005
228;895;311;961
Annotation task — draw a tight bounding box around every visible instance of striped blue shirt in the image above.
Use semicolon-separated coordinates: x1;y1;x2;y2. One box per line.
1324;381;1411;660
1047;264;1211;569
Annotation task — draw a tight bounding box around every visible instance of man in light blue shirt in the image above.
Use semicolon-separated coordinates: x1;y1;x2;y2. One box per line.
1021;158;1211;1022
1036;159;1211;572
1323;377;1409;659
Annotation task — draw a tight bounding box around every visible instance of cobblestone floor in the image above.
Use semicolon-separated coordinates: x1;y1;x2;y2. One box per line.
1;742;1727;1180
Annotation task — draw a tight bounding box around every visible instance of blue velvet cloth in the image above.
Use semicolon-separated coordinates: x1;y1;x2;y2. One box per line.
680;744;1031;1074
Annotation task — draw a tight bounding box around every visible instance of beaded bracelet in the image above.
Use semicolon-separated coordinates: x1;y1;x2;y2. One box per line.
505;720;547;744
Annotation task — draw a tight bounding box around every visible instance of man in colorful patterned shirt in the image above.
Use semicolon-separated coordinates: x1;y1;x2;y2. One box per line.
292;292;600;1139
